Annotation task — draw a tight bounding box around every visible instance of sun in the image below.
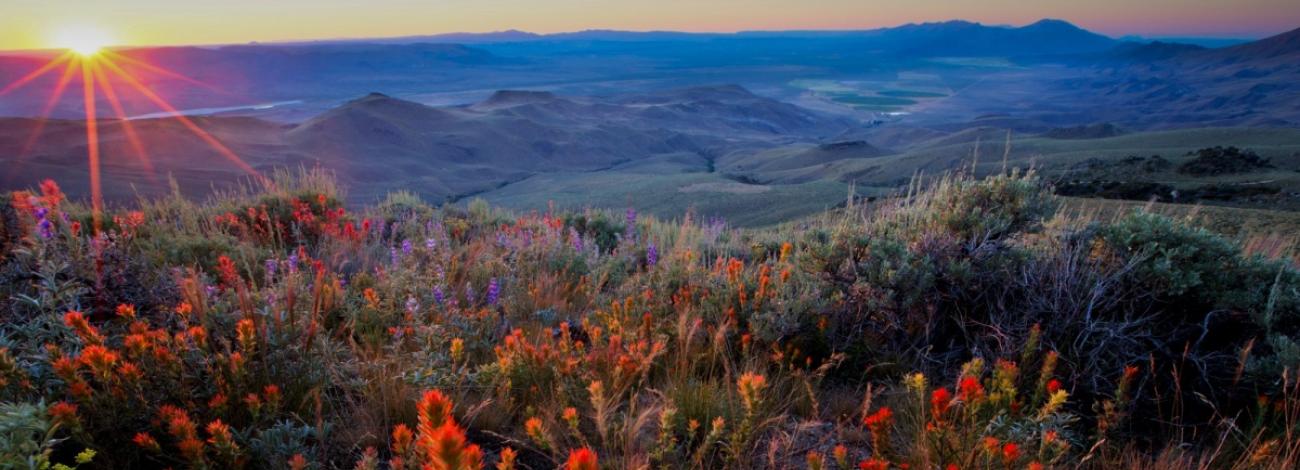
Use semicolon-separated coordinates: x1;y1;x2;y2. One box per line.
50;24;116;57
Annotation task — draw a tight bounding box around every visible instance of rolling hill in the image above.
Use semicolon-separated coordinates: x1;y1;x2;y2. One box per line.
0;85;854;206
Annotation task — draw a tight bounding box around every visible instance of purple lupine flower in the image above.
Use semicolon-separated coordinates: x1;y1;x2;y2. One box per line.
626;207;637;225
264;258;278;282
433;285;445;304
34;208;53;239
425;238;437;250
401;239;413;255
570;227;583;251
405;296;419;314
496;232;507;247
287;253;300;273
205;284;218;298
435;264;446;281
486;277;500;306
646;243;658;267
465;283;475;304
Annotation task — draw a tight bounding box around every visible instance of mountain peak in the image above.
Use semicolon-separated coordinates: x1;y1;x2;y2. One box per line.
1024;18;1082;30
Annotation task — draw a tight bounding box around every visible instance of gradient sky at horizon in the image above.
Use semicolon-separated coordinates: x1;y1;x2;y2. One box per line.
4;0;1299;51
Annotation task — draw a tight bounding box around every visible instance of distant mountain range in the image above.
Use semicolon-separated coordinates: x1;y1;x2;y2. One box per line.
2;18;1299;219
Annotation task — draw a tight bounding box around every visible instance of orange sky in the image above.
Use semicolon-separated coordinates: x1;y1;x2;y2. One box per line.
4;0;1299;51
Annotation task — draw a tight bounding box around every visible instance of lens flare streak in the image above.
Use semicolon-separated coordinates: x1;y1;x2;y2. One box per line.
1;45;267;234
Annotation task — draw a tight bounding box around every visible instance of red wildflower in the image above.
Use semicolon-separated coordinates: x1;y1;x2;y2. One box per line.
931;387;953;420
288;453;309;470
78;345;118;374
40;179;63;208
419;421;483;470
133;432;161;452
417;389;455;437
858;458;889;470
959;376;985;402
564;447;598;470
1002;442;1021;465
216;255;242;288
115;304;137;319
392;424;414;454
48;401;79;427
1046;379;1062;394
63;311;102;344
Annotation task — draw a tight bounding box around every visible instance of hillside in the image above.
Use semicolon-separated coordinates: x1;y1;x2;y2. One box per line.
0;86;855;206
1;171;1296;468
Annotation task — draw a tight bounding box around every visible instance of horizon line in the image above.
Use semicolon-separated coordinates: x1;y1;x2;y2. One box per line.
1;17;1287;55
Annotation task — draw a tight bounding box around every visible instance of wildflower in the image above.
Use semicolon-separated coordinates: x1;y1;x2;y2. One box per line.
450;338;465;362
236;318;257;351
364;288;379;307
288;253;300;273
646;243;658;267
48;401;79;428
858;458;889;470
209;393;229;411
496;447;517;470
391;424;415;455
982;436;1000;454
115;304;137;319
178;437;205;463
406;296;420;314
116;361;144;382
420;421;483;470
931;387;953;421
134;432;162;452
1039;389;1068;418
63;311;102;344
417;390;455;437
486;277;500;306
1001;442;1021;465
288;453;309;470
78;345;118;375
264;384;283;408
737;372;768;413
402;239;413;255
833;444;849;469
426;238;437;250
207;419;238;451
564;447;598;470
265;258;278;281
958;376;985;403
1046;379;1062;394
245;392;262;416
563;407;579;430
807;450;825;470
779;242;793;262
1028;462;1044;470
863;407;894;453
433;285;445;305
40;179;63;207
524;417;548;449
217;255;242;288
356;447;380;470
35;208;53;239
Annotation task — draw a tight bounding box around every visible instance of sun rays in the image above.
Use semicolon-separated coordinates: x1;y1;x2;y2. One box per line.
1;43;266;233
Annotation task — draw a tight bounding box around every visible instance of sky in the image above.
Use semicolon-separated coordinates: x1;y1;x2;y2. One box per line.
3;0;1299;51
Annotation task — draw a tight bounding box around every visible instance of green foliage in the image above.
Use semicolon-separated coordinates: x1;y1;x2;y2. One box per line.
0;170;1296;469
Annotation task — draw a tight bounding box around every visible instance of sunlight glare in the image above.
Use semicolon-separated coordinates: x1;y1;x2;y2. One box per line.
51;24;115;56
